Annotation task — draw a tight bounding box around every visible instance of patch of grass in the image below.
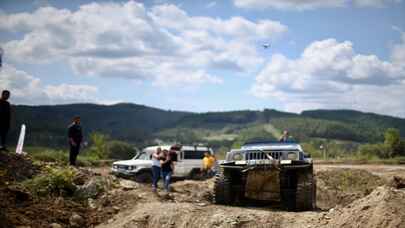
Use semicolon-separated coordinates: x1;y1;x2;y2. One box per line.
28;147;110;167
203;133;238;141
314;155;405;165
31;149;68;163
22;166;78;197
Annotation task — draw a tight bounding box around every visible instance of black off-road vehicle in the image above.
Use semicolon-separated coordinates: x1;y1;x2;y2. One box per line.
214;141;316;211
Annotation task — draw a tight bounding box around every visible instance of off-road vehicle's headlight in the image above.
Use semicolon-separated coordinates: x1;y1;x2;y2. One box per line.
128;166;136;170
232;153;244;161
287;152;297;160
113;165;118;169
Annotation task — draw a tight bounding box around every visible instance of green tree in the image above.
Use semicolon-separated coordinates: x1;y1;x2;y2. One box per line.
359;143;390;159
384;128;402;157
107;140;137;160
88;132;109;159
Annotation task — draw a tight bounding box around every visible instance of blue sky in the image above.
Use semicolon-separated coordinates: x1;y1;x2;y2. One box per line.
1;0;405;117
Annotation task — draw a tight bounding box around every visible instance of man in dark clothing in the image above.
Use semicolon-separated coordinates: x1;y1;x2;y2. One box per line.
68;116;83;166
0;90;11;151
160;149;175;192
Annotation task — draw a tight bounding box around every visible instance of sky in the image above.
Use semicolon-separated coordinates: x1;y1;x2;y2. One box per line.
0;0;405;117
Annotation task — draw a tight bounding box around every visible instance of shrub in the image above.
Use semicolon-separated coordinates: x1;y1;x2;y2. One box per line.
87;133;109;159
359;143;391;159
384;128;402;156
107;140;137;160
23;167;77;197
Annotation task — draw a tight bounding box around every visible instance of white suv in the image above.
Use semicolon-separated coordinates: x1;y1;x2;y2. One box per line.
111;145;214;182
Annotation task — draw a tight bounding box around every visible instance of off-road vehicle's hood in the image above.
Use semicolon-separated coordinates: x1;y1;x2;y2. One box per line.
113;159;151;166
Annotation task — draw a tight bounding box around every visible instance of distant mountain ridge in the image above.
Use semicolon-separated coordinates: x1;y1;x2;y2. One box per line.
8;103;405;147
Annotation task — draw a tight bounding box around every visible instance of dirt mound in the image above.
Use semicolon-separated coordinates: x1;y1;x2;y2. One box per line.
98;202;290;228
171;179;214;203
0;160;122;228
316;169;386;209
324;186;405;228
0;152;39;184
1;190;89;228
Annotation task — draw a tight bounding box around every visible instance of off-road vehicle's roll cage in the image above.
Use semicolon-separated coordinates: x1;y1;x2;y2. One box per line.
214;140;316;211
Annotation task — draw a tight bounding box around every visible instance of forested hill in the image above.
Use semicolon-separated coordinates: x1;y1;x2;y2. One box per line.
172;109;405;143
302;109;405;134
8;103;405;147
10;103;189;147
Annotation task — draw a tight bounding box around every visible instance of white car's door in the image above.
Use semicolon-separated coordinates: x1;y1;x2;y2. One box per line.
173;151;187;177
182;150;205;176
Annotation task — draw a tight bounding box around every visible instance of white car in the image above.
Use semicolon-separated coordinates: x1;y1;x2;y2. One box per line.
111;145;215;182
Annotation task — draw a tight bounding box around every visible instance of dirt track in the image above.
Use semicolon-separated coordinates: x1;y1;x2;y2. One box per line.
95;164;405;228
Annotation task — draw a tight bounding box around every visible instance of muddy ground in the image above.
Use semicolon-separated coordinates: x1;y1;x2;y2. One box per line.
96;165;405;228
1;153;405;228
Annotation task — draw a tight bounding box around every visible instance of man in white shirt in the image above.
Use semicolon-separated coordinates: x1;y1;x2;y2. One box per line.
151;147;162;191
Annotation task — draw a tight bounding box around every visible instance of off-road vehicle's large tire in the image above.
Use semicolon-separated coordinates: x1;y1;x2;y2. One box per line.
280;169;297;211
295;167;316;211
280;165;316;211
213;167;234;204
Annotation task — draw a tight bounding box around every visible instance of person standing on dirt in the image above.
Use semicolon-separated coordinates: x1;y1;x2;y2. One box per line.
151;147;162;192
68;116;83;166
208;153;217;175
0;90;11;152
202;152;214;177
160;149;174;192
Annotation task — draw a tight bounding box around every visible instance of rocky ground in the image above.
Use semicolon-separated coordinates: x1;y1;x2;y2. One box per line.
1;152;405;228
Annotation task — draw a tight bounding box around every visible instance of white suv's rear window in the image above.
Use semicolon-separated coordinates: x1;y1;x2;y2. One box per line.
183;150;208;159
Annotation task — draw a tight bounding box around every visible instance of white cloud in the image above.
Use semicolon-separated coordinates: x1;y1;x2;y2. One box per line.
0;64;45;103
391;31;405;65
251;38;405;117
206;1;217;8
44;84;98;102
0;1;287;87
233;0;401;10
0;64;99;104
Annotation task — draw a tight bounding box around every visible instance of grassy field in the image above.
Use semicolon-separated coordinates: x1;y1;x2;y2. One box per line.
314;157;405;165
21;146;113;167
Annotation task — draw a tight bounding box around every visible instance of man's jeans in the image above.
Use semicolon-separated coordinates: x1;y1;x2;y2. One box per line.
69;144;80;166
161;171;172;192
152;166;161;189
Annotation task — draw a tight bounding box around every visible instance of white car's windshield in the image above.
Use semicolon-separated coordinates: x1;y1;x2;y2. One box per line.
133;152;150;160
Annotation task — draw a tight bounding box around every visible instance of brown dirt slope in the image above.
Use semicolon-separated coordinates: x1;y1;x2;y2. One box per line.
325;186;405;228
316;169;386;209
0;152;39;184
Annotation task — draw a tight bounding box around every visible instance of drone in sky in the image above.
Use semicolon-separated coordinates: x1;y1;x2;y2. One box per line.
262;43;271;49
